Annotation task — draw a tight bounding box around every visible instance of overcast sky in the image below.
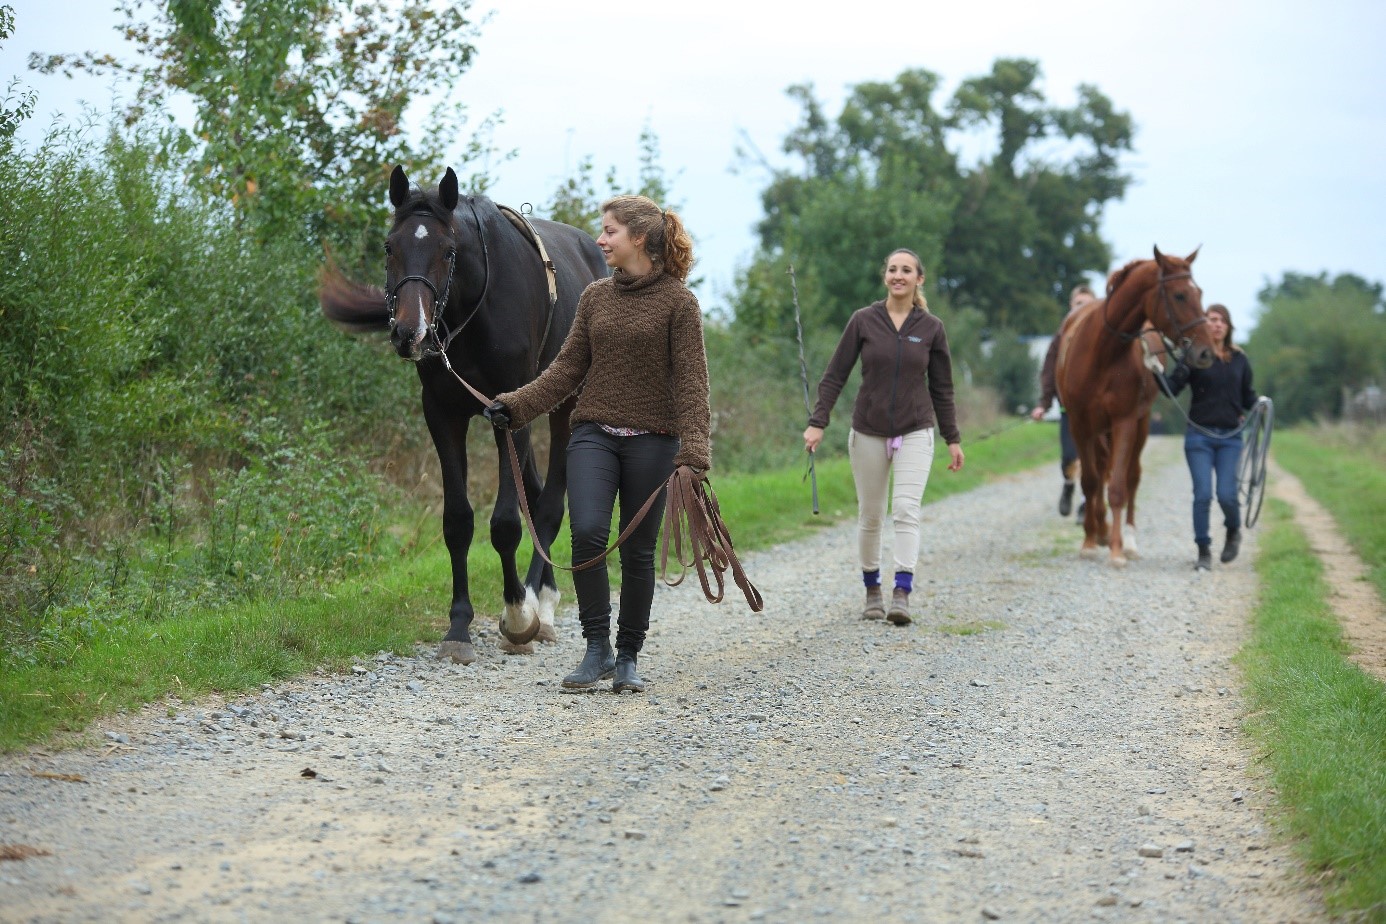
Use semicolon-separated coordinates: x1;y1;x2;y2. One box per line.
6;0;1384;334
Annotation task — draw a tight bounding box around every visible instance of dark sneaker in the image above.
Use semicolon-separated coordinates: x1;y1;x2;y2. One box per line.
1059;482;1075;517
1196;544;1212;572
1220;529;1242;564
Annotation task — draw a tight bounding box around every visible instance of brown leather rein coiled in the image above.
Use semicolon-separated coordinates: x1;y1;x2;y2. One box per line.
443;352;763;613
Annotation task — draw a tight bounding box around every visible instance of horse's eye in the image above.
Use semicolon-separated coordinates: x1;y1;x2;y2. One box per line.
384;243;393;257
1174;292;1185;301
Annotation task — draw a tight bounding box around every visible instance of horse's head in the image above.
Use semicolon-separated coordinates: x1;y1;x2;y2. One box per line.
385;166;462;361
1148;247;1215;369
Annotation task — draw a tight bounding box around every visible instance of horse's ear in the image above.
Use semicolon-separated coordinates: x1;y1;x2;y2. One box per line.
389;166;410;208
1153;245;1166;265
440;168;459;211
1185;245;1201;265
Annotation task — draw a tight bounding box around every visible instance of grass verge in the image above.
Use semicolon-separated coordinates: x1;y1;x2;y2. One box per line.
1272;425;1386;602
1240;497;1386;917
1;421;1053;752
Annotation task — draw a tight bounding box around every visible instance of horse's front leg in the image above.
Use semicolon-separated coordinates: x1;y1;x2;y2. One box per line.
521;403;574;644
1076;424;1109;559
423;392;478;665
1122;416;1151;561
491;424;541;648
1105;421;1141;569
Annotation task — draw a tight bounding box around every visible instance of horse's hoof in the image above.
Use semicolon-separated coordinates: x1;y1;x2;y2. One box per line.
535;621;558;644
1079;546;1101;560
437;641;477;665
499;606;541;645
1109;555;1128;569
497;639;534;656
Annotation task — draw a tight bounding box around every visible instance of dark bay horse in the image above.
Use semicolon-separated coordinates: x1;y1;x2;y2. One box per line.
321;166;607;663
1055;248;1216;567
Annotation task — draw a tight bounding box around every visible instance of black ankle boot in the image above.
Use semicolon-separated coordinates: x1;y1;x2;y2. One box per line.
1196;544;1212;571
1058;481;1075;517
562;638;615;689
1220;529;1242;564
612;651;645;693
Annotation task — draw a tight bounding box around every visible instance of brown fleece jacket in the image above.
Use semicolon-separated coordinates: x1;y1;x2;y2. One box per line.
496;270;713;470
809;302;960;444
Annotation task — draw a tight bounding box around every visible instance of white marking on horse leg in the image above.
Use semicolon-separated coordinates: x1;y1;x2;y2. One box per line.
538;585;560;624
1124;525;1140;560
414;224;429;240
502;599;537;637
536;585;560;643
1079;544;1101;560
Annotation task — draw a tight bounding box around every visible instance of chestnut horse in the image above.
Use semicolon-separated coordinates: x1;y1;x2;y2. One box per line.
1055;248;1216;567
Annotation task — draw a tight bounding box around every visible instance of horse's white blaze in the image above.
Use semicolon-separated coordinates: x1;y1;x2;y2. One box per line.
414;224;428;240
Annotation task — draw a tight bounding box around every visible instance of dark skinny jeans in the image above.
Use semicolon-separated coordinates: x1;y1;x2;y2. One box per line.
567;423;678;654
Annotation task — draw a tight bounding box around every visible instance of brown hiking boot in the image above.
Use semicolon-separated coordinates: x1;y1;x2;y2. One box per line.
887;588;911;625
862;586;886;620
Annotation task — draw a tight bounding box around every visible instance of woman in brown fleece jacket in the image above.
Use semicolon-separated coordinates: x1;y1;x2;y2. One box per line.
803;249;964;625
485;195;710;694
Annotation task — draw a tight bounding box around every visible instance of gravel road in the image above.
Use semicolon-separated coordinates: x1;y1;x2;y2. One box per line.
0;436;1323;923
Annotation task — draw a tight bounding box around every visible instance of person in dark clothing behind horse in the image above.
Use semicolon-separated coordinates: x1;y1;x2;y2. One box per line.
803;248;964;626
1031;284;1097;518
485;195;710;694
1164;303;1257;571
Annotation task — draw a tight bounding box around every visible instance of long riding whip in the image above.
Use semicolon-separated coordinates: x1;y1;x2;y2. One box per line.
788;263;820;515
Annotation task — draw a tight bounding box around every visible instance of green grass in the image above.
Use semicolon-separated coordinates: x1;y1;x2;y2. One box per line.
936;618;1007;636
0;421;1054;751
1272;425;1386;601
1239;497;1386;917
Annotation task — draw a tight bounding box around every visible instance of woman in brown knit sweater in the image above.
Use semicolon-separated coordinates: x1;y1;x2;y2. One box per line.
485;195;710;693
803;248;964;625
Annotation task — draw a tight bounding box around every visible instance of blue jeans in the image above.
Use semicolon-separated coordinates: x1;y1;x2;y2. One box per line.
1184;428;1242;547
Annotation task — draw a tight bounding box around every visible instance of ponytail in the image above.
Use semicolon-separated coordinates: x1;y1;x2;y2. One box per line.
600;194;695;281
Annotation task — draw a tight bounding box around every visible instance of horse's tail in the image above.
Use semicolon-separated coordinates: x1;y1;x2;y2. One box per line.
319;265;389;332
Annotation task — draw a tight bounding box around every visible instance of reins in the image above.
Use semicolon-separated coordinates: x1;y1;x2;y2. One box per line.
436;350;764;612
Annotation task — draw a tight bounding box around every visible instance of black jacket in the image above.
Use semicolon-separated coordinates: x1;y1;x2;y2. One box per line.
1166;349;1256;430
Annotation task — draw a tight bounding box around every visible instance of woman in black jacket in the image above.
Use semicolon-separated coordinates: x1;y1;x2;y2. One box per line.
803;249;964;625
1165;303;1257;571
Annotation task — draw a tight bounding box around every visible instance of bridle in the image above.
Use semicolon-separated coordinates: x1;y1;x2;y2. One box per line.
1103;266;1207;364
385;197;492;356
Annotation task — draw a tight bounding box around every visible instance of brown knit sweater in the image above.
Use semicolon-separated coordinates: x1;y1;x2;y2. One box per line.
497;270;713;470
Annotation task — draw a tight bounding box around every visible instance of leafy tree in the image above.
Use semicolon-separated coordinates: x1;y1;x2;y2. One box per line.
30;0;496;263
1246;272;1386;424
541;123;679;236
731;62;1132;343
1;6;35;140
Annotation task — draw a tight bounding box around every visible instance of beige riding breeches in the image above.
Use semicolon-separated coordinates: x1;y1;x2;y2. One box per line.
847;427;935;574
